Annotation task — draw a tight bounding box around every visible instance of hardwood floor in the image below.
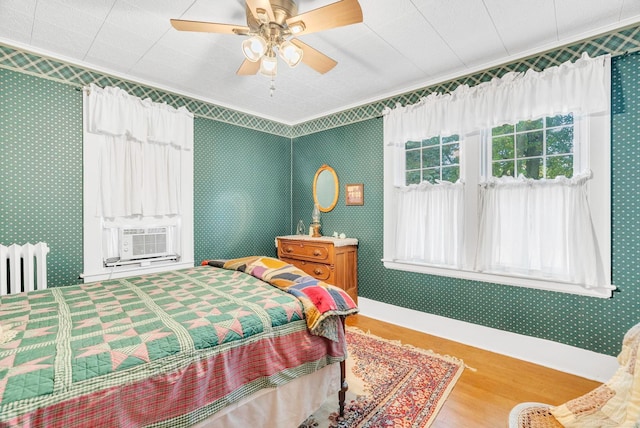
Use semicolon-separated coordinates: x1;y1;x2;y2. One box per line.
345;314;601;428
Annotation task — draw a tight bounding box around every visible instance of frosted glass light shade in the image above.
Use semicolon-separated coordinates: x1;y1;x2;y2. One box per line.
242;36;267;62
259;55;278;77
279;41;303;67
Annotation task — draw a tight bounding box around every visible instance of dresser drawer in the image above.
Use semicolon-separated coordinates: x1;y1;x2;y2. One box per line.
277;239;334;263
276;236;358;303
280;257;333;281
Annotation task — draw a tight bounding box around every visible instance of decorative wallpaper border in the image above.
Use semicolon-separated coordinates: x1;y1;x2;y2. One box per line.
0;44;291;137
291;23;640;137
2;22;640;138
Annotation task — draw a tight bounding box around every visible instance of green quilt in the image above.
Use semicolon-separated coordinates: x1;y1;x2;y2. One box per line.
0;266;340;427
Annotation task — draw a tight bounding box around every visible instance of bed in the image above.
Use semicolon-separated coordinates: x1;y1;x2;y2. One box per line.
0;257;357;427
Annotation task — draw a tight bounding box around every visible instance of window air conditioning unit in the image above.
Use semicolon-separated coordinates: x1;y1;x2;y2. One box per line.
119;227;169;261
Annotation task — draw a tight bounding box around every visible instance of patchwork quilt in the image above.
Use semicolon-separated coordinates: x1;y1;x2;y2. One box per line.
204;256;359;341
0;266;346;427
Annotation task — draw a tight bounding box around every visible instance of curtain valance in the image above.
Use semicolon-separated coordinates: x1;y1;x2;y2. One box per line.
85;84;193;217
86;83;193;150
383;53;609;146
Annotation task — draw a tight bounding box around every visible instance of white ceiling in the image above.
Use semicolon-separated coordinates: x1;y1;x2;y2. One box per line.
2;0;640;125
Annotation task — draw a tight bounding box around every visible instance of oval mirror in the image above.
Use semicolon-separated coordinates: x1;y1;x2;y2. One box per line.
313;165;339;212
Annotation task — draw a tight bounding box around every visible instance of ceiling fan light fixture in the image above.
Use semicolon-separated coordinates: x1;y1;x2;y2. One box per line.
259;55;278;78
242;36;267;62
279;40;303;67
289;21;305;34
170;0;365;89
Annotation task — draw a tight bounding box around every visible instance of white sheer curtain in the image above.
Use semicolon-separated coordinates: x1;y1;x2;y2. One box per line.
384;132;464;268
383;53;608;145
383;53;612;290
85;83;193;217
395;181;464;268
475;173;606;288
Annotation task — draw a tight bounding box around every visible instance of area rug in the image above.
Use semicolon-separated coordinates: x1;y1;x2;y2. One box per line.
300;327;465;428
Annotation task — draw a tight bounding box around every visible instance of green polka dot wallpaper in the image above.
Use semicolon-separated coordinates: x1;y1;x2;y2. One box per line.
292;53;640;357
0;68;83;288
193;118;291;263
2;43;640;357
292;120;385;303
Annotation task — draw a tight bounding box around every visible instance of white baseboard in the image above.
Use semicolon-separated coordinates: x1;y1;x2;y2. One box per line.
358;297;618;383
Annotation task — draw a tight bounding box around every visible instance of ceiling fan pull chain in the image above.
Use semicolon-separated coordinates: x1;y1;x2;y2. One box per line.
269;78;276;97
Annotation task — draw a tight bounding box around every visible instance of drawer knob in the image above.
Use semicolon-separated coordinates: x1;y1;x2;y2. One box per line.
313;249;321;256
314;268;322;275
285;246;294;253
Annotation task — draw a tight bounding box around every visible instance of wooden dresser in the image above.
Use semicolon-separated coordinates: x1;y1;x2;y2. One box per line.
276;235;358;303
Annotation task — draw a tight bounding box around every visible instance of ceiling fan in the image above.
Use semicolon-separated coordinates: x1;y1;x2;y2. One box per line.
170;0;363;94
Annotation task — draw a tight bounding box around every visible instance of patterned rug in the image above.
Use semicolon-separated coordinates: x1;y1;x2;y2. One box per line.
300;327;465;428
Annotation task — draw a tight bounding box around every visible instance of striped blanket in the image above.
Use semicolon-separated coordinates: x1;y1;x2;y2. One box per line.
205;256;359;340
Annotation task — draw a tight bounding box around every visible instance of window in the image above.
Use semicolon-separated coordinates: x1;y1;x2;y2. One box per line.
405;135;461;185
383;54;613;298
490;115;574;179
475;112;608;288
82;84;195;282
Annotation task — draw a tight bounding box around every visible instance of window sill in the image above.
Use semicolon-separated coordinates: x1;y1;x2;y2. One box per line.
81;259;194;283
382;259;614;298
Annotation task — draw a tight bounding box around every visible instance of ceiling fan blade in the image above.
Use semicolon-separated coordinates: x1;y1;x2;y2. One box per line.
245;0;276;23
237;59;261;75
286;0;363;36
170;19;250;35
291;39;337;74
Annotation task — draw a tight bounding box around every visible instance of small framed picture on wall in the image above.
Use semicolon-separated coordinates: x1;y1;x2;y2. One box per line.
345;183;364;206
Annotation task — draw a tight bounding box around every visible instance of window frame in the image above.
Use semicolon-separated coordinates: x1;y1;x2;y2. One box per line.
383;109;612;298
405;135;461;185
81;90;195;282
487;114;577;180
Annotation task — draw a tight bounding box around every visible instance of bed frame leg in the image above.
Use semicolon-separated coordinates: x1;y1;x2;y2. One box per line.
339;359;347;416
338;317;348;417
